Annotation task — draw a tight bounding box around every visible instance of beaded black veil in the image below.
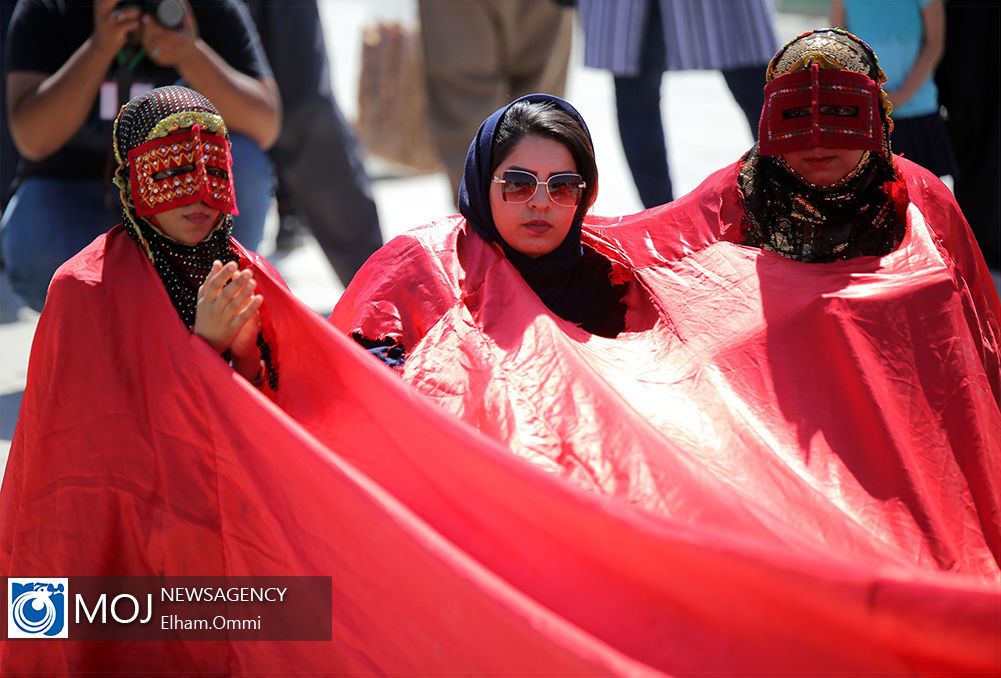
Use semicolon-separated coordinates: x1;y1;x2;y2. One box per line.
112;86;279;390
739;30;907;262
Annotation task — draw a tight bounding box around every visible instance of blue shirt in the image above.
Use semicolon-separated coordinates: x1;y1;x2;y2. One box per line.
842;0;939;118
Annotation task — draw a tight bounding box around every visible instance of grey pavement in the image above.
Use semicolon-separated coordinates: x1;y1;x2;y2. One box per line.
0;5;831;468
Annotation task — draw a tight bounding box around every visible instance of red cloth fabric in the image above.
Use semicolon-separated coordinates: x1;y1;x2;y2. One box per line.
333;161;1000;578
2;154;999;674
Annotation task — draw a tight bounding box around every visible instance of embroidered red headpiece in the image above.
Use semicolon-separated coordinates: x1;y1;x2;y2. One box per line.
758;63;884;155
127;124;238;217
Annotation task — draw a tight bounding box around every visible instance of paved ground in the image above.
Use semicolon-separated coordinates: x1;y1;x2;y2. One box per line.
8;5;989;470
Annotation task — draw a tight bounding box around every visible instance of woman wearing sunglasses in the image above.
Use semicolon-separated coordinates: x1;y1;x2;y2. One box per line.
334;93;636;367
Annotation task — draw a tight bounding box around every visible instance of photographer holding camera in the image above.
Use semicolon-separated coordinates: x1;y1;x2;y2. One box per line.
2;0;281;311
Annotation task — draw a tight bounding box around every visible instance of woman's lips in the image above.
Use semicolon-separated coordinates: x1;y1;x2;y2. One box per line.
522;220;552;234
184;212;212;225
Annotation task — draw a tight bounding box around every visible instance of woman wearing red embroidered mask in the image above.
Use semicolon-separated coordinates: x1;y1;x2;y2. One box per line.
739;29;908;262
113;85;278;388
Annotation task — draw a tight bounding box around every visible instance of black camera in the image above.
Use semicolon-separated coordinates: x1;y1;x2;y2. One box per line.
119;0;186;29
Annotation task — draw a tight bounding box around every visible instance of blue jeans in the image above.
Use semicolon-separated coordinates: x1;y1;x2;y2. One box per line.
613;0;672;208
0;132;273;311
229;132;275;249
613;2;766;209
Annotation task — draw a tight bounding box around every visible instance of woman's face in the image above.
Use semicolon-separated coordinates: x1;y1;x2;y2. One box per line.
152;202;222;244
780;148;866;186
490;135;584;258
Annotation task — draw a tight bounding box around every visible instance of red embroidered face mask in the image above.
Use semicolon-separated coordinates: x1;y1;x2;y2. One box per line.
758;63;884;156
127;124;238;217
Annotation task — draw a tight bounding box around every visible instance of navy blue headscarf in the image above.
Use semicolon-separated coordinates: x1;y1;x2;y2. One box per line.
457;94;626;337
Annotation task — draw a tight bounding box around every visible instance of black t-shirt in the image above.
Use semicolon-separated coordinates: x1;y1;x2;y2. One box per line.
4;0;272;181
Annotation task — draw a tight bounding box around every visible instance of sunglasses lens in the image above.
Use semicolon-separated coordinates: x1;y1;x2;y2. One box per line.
501;171;537;202
547;174;583;206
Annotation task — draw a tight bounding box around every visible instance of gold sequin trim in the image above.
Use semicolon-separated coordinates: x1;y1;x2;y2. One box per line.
146;111;226;143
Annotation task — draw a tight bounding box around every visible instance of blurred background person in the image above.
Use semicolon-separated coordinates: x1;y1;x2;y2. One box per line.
246;0;383;286
1;0;280;311
577;0;777;208
830;0;959;182
0;2;17;215
417;0;573;203
934;0;999;273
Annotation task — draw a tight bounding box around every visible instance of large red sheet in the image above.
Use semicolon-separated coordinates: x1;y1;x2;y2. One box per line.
334;159;1000;579
2;158;999;674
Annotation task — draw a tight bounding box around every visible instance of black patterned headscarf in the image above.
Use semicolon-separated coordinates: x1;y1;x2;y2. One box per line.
739;29;908;262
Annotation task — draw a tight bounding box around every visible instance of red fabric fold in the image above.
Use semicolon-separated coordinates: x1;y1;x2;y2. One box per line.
2;156;998;674
334;159;999;580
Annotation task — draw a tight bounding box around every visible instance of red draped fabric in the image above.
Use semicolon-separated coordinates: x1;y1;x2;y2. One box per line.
334;160;1000;577
2;158;999;674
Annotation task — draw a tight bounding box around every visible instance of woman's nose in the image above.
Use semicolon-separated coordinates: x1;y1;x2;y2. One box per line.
528;186;552;209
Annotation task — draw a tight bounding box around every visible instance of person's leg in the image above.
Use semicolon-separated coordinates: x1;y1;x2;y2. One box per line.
419;2;506;200
1;178;117;311
505;1;573;99
255;0;383;283
0;3;19;211
228;132;274;252
249;0;315;253
613;2;672;208
271;181;308;252
936;1;1000;267
721;63;768;140
279;97;384;286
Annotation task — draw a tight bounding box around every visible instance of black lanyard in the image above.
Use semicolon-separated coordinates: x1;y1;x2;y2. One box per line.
114;47;147;107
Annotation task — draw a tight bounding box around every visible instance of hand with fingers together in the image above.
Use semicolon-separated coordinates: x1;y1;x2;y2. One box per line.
194;260;264;383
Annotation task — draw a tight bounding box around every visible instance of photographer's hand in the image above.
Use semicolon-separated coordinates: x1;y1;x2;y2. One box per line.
94;0;142;53
6;0;142;161
142;0;198;67
143;0;281;149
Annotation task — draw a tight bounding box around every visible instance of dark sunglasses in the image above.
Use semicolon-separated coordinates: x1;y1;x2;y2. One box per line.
491;169;586;207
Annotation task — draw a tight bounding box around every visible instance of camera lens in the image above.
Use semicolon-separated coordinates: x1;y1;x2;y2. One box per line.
155;0;185;29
